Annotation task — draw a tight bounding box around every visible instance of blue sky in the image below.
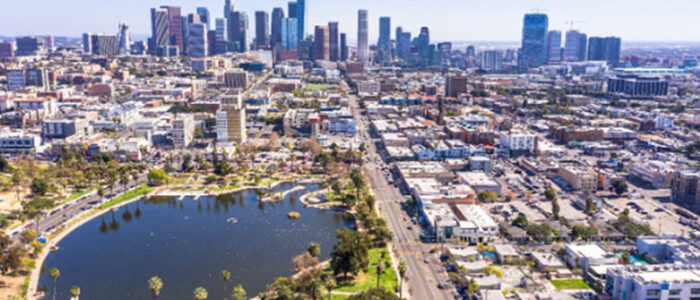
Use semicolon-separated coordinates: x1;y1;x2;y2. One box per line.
3;0;700;42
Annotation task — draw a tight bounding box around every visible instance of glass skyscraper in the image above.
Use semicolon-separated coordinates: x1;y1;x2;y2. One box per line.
357;10;369;62
281;18;298;50
520;13;548;71
296;0;306;42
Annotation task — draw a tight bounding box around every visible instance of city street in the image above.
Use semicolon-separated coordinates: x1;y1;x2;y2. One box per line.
346;81;453;300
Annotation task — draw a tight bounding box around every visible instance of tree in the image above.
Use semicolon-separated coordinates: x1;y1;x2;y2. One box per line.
214;161;233;176
467;278;480;297
330;229;370;278
347;288;400;300
231;284;246;300
49;267;60;300
572;225;598;240
193;286;208;300
585;197;596;215
398;261;407;299
221;270;231;298
331;179;343;196
30;179;49;196
551;197;560;220
149;276;163;300
19;229;37;245
0;155;8;172
477;191;498;202
375;259;391;288
620;251;631;264
544;189;556;201
613;181;628;196
323;276;336;300
511;214;528;229
307;242;321;257
70;285;81;299
147;169;168;186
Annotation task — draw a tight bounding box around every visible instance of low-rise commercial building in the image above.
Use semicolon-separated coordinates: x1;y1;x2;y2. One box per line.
606;264;700;300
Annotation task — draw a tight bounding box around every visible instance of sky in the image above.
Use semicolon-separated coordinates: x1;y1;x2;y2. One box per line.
2;0;700;43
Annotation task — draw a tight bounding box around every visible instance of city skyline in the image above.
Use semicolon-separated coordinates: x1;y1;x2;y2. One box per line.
2;0;700;43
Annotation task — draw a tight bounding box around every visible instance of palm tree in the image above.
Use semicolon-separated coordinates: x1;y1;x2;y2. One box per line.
323;276;336;300
49;267;60;300
70;285;81;300
231;284;246;300
148;276;163;300
221;270;231;298
398;261;408;299
193;286;208;300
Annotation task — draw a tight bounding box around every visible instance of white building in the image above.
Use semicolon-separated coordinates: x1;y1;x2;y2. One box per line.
423;203;498;244
357;80;381;98
0;131;42;155
172;114;195;147
216;93;246;144
564;243;619;272
606;264;700;300
499;129;536;153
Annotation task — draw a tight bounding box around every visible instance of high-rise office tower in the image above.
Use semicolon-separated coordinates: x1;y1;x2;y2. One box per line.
520;13;548;71
340;33;348;61
314;25;329;60
466;45;476;58
208;30;216;56
0;42;15;58
271;8;284;48
90;34;118;56
546;30;561;64
15;36;43;56
44;35;54;52
82;33;93;54
281;18;299;50
417;27;430;67
188;23;208;57
288;1;297;18
150;8;170;52
231;11;249;52
587;36;621;67
437;42;451;66
298;37;314;61
215;18;228;54
224;0;234;20
196;7;210;30
357;10;369;62
564;30;586;61
378;17;391;64
296;0;307;42
161;6;184;52
255;11;270;48
482;50;504;71
396;27;410;61
117;23;131;55
328;22;339;61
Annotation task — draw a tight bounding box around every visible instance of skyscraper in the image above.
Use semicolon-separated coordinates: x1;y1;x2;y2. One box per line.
83;33;92;54
161;6;184;52
196;7;210;30
546;30;561;64
564;30;587;61
215;18;228;54
117;23;131;55
328;22;339;61
417;27;430;67
396;27;411;61
588;36;621;66
314;25;329;61
378;17;392;64
217;93;246;144
296;0;307;42
482;50;504;71
188;23;208;57
437;42;451;67
340;33;348;61
271;8;285;48
357;10;369;62
90;34;118;56
231;11;249;52
288;2;297;18
520;13;549;71
255;11;270;48
150;7;170;51
281;18;299;50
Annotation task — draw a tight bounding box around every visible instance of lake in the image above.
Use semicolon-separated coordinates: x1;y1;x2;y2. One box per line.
38;183;351;299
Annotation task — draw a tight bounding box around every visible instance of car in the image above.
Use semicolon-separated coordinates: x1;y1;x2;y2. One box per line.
655;208;664;212
437;283;446;289
424;258;429;264
407;226;413;230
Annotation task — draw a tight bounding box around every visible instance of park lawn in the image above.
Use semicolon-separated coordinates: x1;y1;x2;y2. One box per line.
304;84;338;91
99;184;153;209
550;279;591;290
330;293;350;300
210;183;243;192
335;247;398;293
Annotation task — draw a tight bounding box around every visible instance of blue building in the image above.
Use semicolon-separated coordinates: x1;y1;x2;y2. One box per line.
520;13;549;71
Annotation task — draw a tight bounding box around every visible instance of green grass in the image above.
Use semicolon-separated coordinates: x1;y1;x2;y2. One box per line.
99;185;153;209
330;293;350;300
335;247;398;293
304;84;338;91
550;279;591;290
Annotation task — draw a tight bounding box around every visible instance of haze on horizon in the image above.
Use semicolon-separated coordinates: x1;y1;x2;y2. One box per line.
2;0;700;43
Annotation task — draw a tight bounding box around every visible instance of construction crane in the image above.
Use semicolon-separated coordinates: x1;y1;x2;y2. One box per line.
565;20;587;31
